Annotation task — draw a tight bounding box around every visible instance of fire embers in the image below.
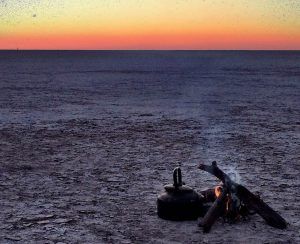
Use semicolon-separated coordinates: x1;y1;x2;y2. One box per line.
225;192;241;221
199;184;252;232
214;185;249;223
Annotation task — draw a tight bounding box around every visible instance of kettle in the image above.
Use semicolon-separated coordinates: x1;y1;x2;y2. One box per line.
157;167;204;221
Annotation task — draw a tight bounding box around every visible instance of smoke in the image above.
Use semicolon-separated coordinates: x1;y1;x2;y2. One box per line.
227;164;241;184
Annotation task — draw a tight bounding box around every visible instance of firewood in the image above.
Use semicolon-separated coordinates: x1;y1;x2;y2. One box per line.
236;184;287;229
198;161;287;229
199;161;234;190
200;188;217;203
199;187;227;233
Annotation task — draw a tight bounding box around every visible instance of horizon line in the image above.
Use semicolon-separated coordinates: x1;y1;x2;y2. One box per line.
1;49;300;51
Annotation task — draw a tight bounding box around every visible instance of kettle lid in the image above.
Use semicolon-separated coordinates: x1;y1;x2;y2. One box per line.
164;167;193;193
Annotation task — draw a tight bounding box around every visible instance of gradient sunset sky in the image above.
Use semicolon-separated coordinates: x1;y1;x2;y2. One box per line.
0;0;299;50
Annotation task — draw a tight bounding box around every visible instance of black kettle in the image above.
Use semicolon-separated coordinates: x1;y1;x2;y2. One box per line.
157;167;204;221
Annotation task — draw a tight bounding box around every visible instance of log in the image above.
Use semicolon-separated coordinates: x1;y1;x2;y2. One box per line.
200;188;217;203
198;161;235;190
199;187;227;233
236;184;287;229
198;161;287;229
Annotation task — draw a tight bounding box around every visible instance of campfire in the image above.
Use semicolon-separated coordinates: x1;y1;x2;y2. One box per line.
157;162;287;233
198;161;287;233
201;184;252;225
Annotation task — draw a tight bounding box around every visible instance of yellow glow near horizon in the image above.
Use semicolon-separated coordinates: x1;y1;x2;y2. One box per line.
0;0;299;49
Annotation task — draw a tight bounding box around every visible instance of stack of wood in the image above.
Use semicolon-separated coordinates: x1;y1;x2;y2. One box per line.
198;161;287;233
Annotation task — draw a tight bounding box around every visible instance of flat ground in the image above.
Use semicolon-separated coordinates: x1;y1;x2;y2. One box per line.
0;51;299;243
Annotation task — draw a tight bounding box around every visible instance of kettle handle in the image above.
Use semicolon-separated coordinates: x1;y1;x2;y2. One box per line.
173;167;182;188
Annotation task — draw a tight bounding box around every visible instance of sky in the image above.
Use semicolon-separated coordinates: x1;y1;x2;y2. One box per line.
0;0;299;50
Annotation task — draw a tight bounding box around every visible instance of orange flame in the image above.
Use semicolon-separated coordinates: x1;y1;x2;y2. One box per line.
214;186;223;198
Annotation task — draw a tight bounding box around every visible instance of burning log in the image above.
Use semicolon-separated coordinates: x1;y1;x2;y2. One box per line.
199;186;228;233
200;187;219;203
198;161;287;232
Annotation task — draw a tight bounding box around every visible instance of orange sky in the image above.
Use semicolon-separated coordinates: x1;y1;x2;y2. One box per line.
0;0;300;50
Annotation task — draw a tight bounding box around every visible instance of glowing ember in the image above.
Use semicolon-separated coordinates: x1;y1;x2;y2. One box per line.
214;186;223;198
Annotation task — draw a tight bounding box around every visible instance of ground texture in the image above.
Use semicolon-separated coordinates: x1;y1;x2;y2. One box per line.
0;51;299;243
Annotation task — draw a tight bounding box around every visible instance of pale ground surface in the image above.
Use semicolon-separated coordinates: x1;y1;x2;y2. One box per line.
0;51;299;243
